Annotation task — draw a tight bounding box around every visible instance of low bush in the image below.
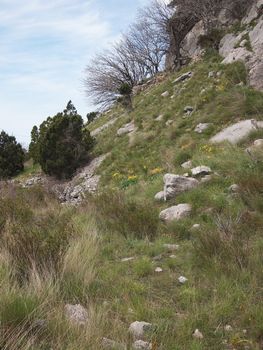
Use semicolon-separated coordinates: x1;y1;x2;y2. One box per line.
0;186;74;281
92;191;159;240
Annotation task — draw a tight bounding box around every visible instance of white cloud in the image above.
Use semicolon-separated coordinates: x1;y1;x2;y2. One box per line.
0;0;143;145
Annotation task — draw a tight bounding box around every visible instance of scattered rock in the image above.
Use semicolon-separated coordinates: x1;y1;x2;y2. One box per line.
178;276;188;284
229;184;240;193
224;325;233;332
161;91;169;97
163;244;179;251
91;117;118;137
102;338;127;350
191;224;201;230
211;120;263;144
155;267;163;273
173;71;192;84
195;123;212;134
22;176;45;188
208;71;216;78
184;106;194;115
128;321;153;340
117;121;136;136
160;204;192;223
169;254;177;259
201;175;212;183
65;304;88;326
192;329;204;339
155;114;164;121
132;340;152;350
155;174;199;201
121;257;135;262
165;119;173;126
254;139;263;147
191;166;212;177
181;160;193;169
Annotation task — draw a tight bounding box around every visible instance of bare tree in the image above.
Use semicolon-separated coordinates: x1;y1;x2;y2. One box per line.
84;0;173;108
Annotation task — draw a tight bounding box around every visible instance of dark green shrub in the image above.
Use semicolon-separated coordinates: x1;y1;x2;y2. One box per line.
198;29;225;51
0;131;24;179
86;111;98;124
36;102;94;179
93;191;159;240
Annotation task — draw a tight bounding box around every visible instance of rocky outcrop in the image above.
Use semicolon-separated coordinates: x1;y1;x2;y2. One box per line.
219;1;263;90
211;120;263;144
56;154;108;205
90;117;118;137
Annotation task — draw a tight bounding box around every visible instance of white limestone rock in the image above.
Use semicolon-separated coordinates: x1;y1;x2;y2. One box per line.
65;304;88;326
160;204;192;223
128;321;153;340
210;120;263;144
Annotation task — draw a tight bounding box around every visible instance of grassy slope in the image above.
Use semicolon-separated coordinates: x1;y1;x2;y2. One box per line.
1;53;263;349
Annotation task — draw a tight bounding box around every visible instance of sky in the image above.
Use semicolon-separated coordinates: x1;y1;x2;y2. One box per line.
0;0;149;147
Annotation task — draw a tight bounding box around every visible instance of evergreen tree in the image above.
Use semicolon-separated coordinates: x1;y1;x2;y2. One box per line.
38;102;94;179
0;131;24;179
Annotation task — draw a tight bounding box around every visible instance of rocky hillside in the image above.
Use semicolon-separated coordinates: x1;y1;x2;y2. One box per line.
1;2;263;349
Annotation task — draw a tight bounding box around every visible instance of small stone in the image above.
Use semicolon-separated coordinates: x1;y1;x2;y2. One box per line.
132;340;152;350
184;106;194;114
191;166;212;177
155;267;163;273
181;160;193;169
121;257;135;262
243;329;247;334
163;244;179;251
161;91;169;97
192;329;204;339
254;139;263;147
200;88;206;94
201;175;212;183
191;224;201;230
171;95;175;99
228;184;240;193
102;338;127;350
224;325;233;332
195;123;212;134
152;254;163;261
155;114;164;121
165;119;173;126
169;254;176;259
178;276;188;284
65;304;88;326
128;321;152;340
208;71;216;78
173;71;192;84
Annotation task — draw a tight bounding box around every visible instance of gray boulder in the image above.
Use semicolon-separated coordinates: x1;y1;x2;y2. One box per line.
117;121;136;136
173;71;192;84
191;166;212;177
128;321;152;340
65;304;88;326
181;160;193;169
155;174;199;201
159;204;192;223
210;120;263;144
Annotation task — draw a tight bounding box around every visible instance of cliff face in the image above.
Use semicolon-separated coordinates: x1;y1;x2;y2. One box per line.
165;0;262;89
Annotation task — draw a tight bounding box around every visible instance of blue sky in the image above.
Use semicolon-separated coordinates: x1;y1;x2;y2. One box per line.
0;0;149;146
